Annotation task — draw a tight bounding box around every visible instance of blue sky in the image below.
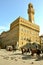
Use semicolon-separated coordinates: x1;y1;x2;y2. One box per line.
0;0;43;35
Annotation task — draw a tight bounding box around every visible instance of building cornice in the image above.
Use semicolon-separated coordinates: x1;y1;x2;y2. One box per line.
19;17;40;32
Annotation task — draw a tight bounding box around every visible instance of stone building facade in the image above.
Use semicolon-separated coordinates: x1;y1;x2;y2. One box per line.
0;3;40;49
40;35;43;49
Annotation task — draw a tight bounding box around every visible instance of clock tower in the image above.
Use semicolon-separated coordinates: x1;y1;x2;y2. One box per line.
28;3;35;23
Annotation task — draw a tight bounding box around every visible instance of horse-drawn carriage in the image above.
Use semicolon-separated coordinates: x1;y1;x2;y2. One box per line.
20;42;41;56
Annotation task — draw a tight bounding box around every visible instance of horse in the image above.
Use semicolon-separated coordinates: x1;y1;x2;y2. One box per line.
21;47;30;54
30;48;41;56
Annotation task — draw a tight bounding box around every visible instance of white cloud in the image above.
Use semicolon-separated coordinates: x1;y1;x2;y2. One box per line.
39;31;43;36
0;26;6;30
0;26;9;34
39;27;43;35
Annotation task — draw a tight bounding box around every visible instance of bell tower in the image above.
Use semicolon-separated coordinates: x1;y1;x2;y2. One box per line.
27;3;35;23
